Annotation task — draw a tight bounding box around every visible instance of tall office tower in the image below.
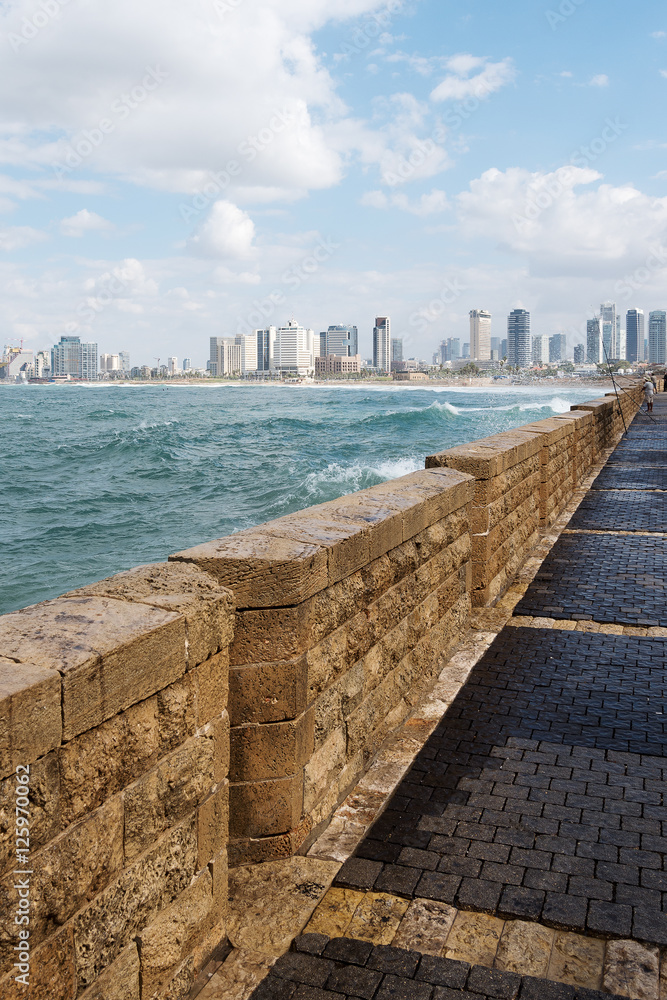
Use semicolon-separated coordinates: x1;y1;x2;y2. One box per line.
649;310;667;364
391;338;403;364
210;336;242;375
490;337;501;354
256;327;277;371
462;343;470;359
52;335;98;379
273;320;315;375
626;309;645;363
469;309;492;361
500;338;508;358
168;357;178;374
532;336;548;365
373;316;391;373
507;309;531;367
450;338;461;359
100;353;120;371
318;332;326;358
119;351;130;372
574;344;585;363
586;318;603;364
549;334;567;362
326;325;358;357
183;357;192;371
600;302;619;360
234;334;258;373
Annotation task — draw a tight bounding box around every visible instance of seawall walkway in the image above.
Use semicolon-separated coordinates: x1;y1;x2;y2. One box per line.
225;396;667;1000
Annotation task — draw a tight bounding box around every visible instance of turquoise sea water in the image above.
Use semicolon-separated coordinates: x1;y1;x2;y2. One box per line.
1;382;602;614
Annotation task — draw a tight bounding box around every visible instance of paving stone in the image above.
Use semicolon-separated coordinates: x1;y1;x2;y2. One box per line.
415;955;471;989
443;911;505;967
322;938;373;965
305;889;366;939
335;859;381;891
546;931;605;991
568;490;667;531
592;466;667;490
602;938;660;1000
272;953;334;988
346;893;410;945
325;964;382;999
494;920;554;978
468;965;521;998
375;973;433;1000
497;887;545;922
367;944;421;978
586;901;633;937
294;935;329;957
391;899;457;956
542;893;588;932
518;978;575;999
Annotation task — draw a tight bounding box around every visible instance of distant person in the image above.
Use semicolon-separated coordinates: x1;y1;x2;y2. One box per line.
644;377;655;413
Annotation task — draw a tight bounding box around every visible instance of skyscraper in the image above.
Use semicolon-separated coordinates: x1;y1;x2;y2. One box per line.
273;321;315;375
600;302;621;360
532;336;548;365
373;317;390;373
118;351;130;372
507;309;531;368
649;310;667;365
51;335;98;379
469;310;491;361
549;334;567;362
391;338;403;370
626;309;645;363
574;344;585;363
256;327;277;371
326;325;358;357
183;357;192;371
210;337;241;375
586;318;603;364
100;353;120;371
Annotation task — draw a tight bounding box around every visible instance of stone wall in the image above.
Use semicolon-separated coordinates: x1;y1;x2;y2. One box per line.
0;563;233;1000
171;468;475;868
0;378;654;998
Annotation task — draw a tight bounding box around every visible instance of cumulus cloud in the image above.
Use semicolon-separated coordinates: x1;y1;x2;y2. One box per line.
0;225;47;251
430;56;515;102
188;201;256;259
60;210;115;237
361;187;449;215
590;74;610;87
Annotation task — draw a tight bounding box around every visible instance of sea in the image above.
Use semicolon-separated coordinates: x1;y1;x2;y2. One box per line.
1;381;602;615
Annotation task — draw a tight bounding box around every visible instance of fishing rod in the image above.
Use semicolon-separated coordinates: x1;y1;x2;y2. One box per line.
601;339;628;436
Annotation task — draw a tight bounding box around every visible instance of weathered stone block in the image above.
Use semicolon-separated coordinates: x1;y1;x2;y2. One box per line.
156;672;196;756
0;924;77;1000
231;604;313;665
67;561;234;668
0;597;185;740
196;650;229;726
124;732;215;862
0;656;61;779
137;869;213;1000
211;710;230;784
229;771;303;838
229;655;308;725
0;796;124;974
198;780;229;868
230;710;314;783
73;816;198;991
58;698;158;828
0;751;60;878
78;942;140;1000
227;814;313;867
427;430;542;479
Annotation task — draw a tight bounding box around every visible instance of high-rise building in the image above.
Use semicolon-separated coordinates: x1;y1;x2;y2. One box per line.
373;317;390;373
100;353;120;371
507;309;531;367
648;310;667;365
490;338;501;353
235;334;258;373
51;336;98;379
626;309;645;363
532;336;548;365
600;302;621;360
256;327;277;372
273;321;315;375
574;344;585;363
391;338;403;363
586;318;603;364
119;351;130;372
210;337;240;375
469;310;491;361
549;334;567;362
500;338;508;358
183;357;192;371
34;350;51;378
168;357;178;374
462;342;470;359
1;346;33;379
326;325;358;357
318;332;326;358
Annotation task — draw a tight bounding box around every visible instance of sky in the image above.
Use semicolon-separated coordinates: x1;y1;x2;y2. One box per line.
0;0;666;366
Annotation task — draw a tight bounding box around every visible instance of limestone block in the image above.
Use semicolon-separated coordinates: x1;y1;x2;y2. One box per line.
227;856;340;956
156;671;196;756
305;886;365;938
67;561;234;668
147;958;195;1000
197;650;229;726
212;711;230;784
229;654;307;726
444;910;504;967
363;469;473;540
603;939;659;1000
172;531;328;608
227;813;313;867
427;430;542;479
73;816;198;991
198;780;229;868
494;920;554;978
469;470;538;534
0;797;124;975
346;892;410;944
304;729;347;814
392;899;457;956
547;931;604;990
0;596;185;740
231;605;313;665
0;751;60;878
229;771;303;838
0;656;61;780
196;948;276;1000
137;869;214;1000
124;732;215;861
78;942;140;1000
230;711;314;783
58;697;158;828
0;924;77;1000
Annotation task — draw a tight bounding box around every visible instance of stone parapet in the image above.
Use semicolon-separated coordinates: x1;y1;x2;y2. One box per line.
0;563;233;1000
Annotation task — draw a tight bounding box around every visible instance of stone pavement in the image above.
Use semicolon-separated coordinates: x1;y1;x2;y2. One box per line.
202;395;667;1000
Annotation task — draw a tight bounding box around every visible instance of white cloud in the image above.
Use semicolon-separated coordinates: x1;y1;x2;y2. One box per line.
60;209;115;237
652;30;666;38
361;187;449;215
660;69;667;78
590;74;610;87
430;56;515;102
188;201;256;259
0;226;47;251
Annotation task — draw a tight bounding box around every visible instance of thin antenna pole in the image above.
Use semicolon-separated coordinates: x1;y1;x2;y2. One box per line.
601;338;628;436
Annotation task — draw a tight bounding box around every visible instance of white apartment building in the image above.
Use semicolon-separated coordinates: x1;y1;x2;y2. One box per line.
373;316;391;373
168;357;179;374
100;353;120;371
532;335;549;365
272;321;315;375
469;310;492;361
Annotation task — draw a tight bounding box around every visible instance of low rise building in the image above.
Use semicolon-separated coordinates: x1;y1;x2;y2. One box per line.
394;370;428;381
315;353;361;375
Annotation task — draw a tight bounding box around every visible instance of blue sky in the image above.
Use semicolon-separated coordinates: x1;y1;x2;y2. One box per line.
0;0;665;365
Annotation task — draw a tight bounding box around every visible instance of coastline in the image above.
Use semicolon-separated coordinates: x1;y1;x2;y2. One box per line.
5;376;620;389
